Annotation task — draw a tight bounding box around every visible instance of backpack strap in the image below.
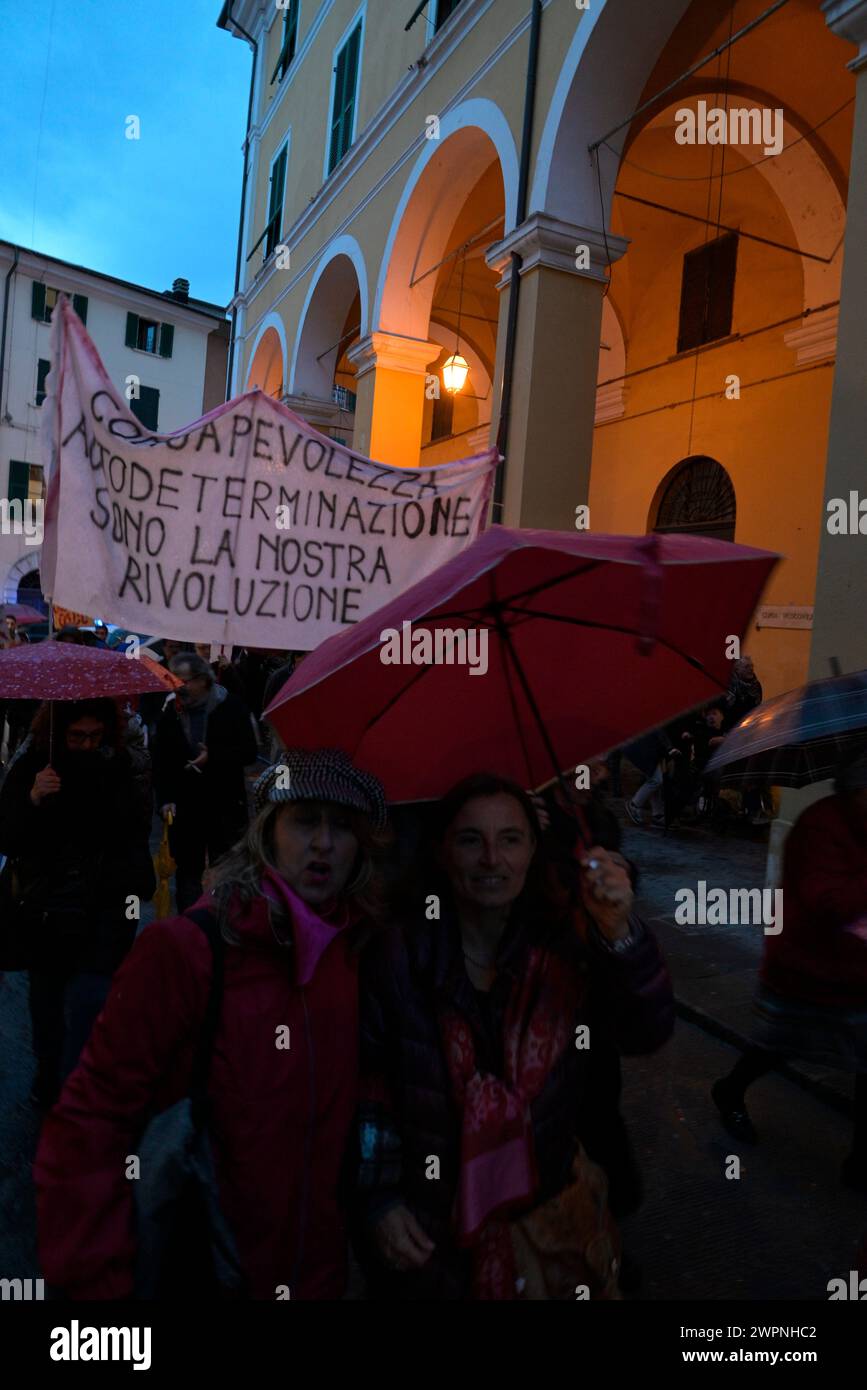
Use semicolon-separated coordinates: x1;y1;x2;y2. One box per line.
183;906;225;1130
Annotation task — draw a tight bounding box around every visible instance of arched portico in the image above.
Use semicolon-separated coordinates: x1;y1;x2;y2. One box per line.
352;105;515;467
245;315;287;398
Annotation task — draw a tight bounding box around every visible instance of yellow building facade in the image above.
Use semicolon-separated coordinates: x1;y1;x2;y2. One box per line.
219;0;867;718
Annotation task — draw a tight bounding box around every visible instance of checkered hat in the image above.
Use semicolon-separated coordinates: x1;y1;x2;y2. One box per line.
253;748;387;828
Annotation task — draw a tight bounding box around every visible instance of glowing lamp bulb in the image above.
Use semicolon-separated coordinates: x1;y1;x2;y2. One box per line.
442;354;468;394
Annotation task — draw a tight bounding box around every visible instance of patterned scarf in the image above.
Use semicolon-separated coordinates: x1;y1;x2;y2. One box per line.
437;944;583;1299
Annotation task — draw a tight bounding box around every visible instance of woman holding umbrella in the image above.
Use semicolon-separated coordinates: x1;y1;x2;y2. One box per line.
0;698;155;1106
355;771;674;1300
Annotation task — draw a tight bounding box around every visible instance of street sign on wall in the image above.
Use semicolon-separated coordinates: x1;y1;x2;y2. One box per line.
756;604;813;629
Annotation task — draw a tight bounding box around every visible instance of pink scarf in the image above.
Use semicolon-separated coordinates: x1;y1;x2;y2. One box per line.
438;946;583;1298
260;867;351;985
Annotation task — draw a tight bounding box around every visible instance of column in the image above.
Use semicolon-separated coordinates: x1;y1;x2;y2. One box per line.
766;0;867;883
347;332;440;467
486;213;628;529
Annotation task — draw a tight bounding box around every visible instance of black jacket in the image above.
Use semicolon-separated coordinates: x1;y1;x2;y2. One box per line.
152;687;257;817
0;744;156;973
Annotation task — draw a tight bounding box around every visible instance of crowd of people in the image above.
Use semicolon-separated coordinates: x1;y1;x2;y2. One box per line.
622;656;768;830
0;632;864;1300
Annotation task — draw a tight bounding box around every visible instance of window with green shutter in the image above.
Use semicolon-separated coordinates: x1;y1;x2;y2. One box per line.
126;314;172;355
271;0;300;84
31;283;86;324
31;283;58;323
328;23;361;176
36;359;51;407
266;145;288;258
7;461;43;504
131;386;160;431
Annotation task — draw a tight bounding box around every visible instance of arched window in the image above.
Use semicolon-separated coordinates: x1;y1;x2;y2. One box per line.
652;457;735;542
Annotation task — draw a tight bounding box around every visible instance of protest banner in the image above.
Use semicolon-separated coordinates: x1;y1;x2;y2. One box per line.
52;604;93;630
41;298;498;649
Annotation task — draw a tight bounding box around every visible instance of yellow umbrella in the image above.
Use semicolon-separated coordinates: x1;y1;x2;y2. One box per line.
152;811;176;918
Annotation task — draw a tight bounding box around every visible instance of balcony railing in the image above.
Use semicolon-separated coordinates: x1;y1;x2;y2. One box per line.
332;385;357;413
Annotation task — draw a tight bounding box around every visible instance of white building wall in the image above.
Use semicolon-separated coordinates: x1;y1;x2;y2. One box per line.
0;247;226;608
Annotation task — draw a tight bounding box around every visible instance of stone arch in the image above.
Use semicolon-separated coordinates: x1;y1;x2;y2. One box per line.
3;549;42;605
290;237;368;398
373;98;519;338
246;315;287;397
531;0;692;227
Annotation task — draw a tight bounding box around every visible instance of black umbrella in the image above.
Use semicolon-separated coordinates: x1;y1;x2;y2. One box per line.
706;668;867;787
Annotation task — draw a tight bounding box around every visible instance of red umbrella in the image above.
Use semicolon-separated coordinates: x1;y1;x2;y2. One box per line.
1;604;44;626
0;642;183;699
265;526;779;802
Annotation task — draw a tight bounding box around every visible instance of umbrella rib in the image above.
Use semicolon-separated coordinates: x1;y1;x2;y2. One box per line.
354;655;443;738
423;560;608;628
502;606;712;673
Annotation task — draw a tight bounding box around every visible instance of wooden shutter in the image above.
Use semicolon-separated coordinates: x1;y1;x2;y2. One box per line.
272;0;300;83
31;282;46;321
329;24;360;173
267;146;287;255
131;386;160;431
7;460;30;504
126;312;139;348
159;322;174;358
677;233;738;353
706;233;737;343
72;293;88;324
288;0;300;59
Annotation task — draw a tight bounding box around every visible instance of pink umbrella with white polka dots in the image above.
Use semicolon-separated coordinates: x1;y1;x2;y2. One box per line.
0;641;179;698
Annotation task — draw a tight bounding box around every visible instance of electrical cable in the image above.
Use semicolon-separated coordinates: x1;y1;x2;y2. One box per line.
598;97;853;184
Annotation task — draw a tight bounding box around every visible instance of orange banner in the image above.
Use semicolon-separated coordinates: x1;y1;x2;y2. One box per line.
53;604;92;630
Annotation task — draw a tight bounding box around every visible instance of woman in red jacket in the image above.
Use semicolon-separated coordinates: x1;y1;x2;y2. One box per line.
34;748;388;1300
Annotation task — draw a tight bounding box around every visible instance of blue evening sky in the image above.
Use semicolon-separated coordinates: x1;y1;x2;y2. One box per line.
0;0;251;307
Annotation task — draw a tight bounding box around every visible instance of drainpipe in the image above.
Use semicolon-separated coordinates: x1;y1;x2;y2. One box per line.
0;246;20;421
225;3;258;402
493;0;543;521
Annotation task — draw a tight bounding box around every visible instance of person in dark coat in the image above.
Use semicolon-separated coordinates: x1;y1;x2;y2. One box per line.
712;749;867;1190
355;772;674;1300
153;653;258;912
0;698;155;1106
724;655;763;731
34;751;390;1300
